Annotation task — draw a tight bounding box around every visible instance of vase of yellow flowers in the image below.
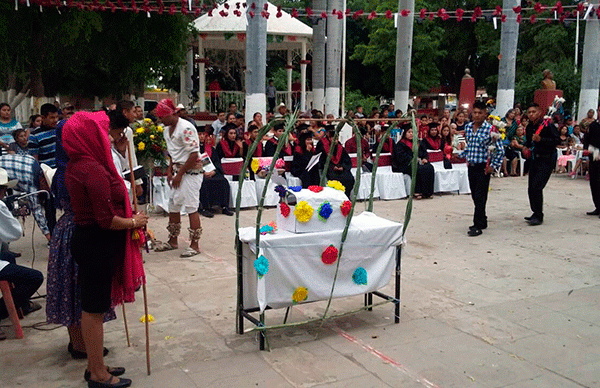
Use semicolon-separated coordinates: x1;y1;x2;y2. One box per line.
132;118;168;174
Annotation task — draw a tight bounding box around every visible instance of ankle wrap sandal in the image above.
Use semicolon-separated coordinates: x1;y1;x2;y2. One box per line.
154;223;181;252
180;227;202;258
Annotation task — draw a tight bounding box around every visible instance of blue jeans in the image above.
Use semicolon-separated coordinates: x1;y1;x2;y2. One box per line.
0;252;44;320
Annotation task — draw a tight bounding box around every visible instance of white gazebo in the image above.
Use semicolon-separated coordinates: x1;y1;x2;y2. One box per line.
188;0;313;113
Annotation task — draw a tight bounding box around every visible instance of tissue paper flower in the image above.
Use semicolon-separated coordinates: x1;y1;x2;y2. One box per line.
294;201;313;222
340;201;352;217
274;158;285;169
274;185;287;198
321;245;338;265
139;314;155;323
280;202;290;218
251;158;260;173
292;286;308;303
254;255;269;278
318;202;333;221
308;185;323;193
327;180;345;192
288;186;302;192
259;221;277;235
352;267;367;285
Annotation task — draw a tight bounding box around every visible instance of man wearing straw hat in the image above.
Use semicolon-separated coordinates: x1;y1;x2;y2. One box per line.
154;99;203;258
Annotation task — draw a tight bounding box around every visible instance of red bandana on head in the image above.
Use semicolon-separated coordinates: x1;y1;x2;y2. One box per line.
155;99;177;118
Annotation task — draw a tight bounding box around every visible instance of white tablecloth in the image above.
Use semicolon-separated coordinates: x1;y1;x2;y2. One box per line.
431;162;470;194
239;212;403;312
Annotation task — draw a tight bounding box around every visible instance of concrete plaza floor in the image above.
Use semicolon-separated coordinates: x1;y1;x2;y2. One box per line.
1;173;599;388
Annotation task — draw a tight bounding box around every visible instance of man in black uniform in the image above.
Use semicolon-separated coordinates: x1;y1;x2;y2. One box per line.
524;103;560;226
584;105;600;217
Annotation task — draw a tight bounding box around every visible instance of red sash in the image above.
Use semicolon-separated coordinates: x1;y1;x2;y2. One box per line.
245;139;263;157
220;139;240;158
268;137;291;156
200;143;213;158
322;137;343;165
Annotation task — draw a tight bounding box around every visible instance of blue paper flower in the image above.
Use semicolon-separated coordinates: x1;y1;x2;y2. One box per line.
259;225;274;235
274;185;287;198
318;202;333;221
254;255;269;278
352;267;367;285
289;186;302;192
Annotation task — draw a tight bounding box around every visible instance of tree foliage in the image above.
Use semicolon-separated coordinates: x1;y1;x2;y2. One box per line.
0;4;191;98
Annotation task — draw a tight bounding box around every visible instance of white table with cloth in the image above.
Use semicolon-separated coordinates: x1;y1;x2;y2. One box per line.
238;212;403;313
431;162;471;194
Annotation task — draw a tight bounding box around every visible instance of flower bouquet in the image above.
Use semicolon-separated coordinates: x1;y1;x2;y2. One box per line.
132;119;168;171
251;157;285;178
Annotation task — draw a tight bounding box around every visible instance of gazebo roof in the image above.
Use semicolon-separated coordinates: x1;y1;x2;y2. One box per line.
193;0;313;38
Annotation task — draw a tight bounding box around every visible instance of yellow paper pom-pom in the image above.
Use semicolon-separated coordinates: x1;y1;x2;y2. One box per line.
251;158;260;173
292;287;308;303
327;180;346;192
138;141;145;151
294;201;313;223
136;127;145;134
139;314;154;323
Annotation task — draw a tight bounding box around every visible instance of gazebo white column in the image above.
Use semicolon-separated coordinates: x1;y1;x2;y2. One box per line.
300;41;307;112
198;38;206;112
286;49;293;107
577;12;600;120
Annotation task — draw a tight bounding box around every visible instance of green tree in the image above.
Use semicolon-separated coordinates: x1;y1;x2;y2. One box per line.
0;4;191;104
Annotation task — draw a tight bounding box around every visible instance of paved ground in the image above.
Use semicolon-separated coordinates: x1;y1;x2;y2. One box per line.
1;173;599;388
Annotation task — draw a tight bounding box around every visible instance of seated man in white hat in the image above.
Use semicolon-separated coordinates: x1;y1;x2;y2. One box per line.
0;167;44;340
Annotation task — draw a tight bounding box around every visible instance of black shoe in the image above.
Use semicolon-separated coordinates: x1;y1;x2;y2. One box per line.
524;215;535;221
68;342;109;359
87;377;132;388
469;225;487;231
21;301;42;316
221;207;234;216
527;218;543;226
467;228;482;237
200;209;214;218
586;209;600;216
84;367;126;382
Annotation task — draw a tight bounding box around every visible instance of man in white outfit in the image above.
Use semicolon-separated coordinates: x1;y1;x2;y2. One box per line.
154;99;203;258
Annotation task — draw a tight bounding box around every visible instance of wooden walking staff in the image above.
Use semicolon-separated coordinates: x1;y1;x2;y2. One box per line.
126;142;152;376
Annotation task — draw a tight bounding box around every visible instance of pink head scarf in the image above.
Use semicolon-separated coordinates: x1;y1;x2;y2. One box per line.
155;98;177;118
63;111;145;307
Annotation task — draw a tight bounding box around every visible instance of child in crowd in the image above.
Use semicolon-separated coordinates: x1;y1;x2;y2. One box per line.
557;137;578;174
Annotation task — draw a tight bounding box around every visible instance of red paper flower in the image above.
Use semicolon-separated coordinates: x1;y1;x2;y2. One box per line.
352;10;363;19
456;8;464;21
419;8;426;19
501;14;507;22
340;201;352;217
321;245;338;265
306;7;313;17
512;6;521;14
291;8;298;18
308;185;323;193
400;9;410;17
534;2;545;13
280;203;290;218
516;14;522;23
321;11;328;19
529;14;537;24
493;6;502;16
385;10;393;19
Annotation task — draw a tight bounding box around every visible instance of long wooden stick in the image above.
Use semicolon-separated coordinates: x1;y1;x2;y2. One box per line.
126;139;151;376
121;304;131;347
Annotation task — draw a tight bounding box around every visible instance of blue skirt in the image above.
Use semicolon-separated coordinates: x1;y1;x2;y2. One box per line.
46;205;116;326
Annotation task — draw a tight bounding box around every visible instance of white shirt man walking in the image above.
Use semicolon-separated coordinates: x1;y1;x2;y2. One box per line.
154;99;203;258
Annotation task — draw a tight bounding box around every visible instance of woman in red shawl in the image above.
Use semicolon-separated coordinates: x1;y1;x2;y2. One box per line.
216;123;243;159
316;124;355;197
64;110;148;388
393;127;434;199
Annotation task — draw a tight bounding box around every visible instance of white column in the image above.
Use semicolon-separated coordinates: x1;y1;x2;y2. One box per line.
286;49;293;107
325;0;343;116
300;41;307;112
578;13;600;120
198;39;206;112
245;0;268;123
496;0;521;118
180;47;193;107
312;0;326;113
394;0;414;113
